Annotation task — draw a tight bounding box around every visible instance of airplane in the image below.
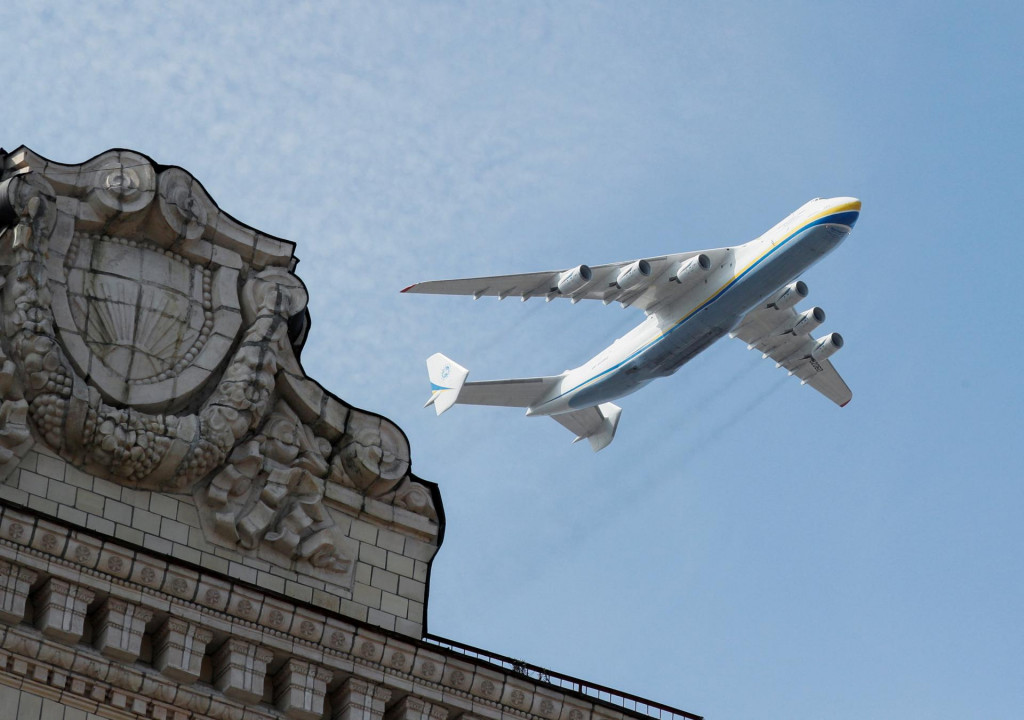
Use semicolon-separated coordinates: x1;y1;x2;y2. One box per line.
402;197;860;451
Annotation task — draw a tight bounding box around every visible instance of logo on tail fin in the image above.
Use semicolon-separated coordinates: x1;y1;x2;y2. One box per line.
425;353;469;415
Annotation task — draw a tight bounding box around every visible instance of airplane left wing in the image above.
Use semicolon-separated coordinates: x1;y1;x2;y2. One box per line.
731;285;852;406
402;248;723;312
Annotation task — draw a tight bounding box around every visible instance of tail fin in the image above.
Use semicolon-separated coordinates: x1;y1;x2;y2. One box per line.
425;353;469;415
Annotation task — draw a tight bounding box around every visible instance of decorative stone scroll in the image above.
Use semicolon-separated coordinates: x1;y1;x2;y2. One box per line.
0;147;441;587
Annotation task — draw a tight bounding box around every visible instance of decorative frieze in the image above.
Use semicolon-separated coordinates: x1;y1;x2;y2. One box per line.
503;679;536;714
153;618;213;682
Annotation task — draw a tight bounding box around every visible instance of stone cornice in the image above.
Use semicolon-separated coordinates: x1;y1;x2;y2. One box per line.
0;503;618;720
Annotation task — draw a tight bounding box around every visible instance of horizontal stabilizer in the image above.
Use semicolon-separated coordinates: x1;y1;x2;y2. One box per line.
552;402;622;452
426;353;564;414
458;376;563;408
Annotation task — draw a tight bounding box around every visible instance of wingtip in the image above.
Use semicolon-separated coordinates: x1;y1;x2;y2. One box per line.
400;284;416;293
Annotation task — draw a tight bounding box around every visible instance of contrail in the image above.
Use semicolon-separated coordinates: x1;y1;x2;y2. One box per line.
689;374;788;450
555;373;789;552
462;301;548;358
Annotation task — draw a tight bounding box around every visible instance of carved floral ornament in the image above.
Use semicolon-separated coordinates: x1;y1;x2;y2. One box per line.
0;147;439;577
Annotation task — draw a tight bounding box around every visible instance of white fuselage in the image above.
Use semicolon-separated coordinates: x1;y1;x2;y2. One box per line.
528;197;861;416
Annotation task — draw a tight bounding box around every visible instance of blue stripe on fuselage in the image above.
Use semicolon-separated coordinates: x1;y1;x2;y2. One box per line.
546;209;857;409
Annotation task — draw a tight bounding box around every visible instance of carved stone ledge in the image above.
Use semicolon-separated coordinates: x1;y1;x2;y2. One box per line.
0;543;614;720
387;695;450;720
34;578;95;644
153;618;213;683
275;658;333;720
0;624;280;720
0;559;36;624
94;597;153;662
333;677;393;720
214;638;275;704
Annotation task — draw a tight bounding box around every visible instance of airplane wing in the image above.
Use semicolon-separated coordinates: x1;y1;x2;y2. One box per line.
402;248;727;314
731;290;852;406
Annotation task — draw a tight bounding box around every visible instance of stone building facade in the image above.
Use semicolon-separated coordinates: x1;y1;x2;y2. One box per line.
0;147;699;720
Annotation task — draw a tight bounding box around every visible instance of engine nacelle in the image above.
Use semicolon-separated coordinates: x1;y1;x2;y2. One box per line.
810;332;843;362
790;306;825;336
614;259;651;290
673;253;711;289
556;264;593;296
766;280;808;311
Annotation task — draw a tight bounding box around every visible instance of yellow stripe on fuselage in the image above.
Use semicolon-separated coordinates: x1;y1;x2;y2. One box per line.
556;200;860;401
634;201;860;359
667;200;860;331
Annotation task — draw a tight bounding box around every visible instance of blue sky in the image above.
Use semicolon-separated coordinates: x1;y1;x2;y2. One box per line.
2;2;1021;718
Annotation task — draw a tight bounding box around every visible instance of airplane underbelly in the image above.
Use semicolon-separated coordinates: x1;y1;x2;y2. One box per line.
561;224;848;412
566;319;728;408
744;225;841;300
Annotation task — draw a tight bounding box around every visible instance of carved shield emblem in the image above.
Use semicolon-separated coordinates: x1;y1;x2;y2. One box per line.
56;232;240;412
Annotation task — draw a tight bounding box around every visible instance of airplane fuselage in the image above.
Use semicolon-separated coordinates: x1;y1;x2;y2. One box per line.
529;197;861;416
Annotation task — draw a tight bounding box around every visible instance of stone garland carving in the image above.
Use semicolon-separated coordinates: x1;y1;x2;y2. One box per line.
1;184;295;490
0;150;438;574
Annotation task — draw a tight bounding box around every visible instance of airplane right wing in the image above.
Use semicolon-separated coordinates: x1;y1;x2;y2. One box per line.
731;282;852;407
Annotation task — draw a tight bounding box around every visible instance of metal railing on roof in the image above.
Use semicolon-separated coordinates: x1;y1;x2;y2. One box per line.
424;634;702;720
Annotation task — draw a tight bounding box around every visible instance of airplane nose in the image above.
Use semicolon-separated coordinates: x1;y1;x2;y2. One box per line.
833;197;860;228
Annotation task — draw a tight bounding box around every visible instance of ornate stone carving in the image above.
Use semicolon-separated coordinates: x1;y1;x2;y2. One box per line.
202;400;358;577
0;147;441;581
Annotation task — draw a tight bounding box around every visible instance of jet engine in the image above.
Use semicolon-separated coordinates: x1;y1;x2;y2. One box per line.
614;259;651;290
811;332;844;362
766;280;808;311
789;306;825;336
673;253;711;290
556;264;593;296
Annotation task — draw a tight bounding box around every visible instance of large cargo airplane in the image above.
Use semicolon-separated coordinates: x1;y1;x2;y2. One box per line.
403;197;860;451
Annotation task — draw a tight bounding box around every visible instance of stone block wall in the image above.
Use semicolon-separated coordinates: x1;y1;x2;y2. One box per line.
0;445;434;637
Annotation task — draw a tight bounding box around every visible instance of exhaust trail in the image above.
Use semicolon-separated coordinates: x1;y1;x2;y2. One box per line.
554;373;790;553
686;374;789;452
460;300;548;359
